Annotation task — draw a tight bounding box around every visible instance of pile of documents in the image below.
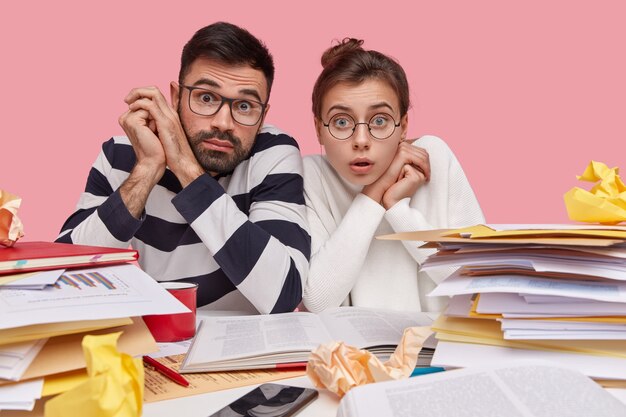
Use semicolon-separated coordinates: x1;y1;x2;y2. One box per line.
382;224;626;387
0;241;189;412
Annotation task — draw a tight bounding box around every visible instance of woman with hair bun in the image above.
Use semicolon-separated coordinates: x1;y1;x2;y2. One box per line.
302;38;484;313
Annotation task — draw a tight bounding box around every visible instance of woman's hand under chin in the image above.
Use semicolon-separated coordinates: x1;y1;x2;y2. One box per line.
362;141;431;209
382;162;429;209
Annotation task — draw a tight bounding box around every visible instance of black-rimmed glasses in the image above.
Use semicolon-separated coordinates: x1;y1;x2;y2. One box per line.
322;113;401;140
180;85;266;126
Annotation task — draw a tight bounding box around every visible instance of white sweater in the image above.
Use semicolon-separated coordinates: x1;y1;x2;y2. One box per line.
302;135;485;313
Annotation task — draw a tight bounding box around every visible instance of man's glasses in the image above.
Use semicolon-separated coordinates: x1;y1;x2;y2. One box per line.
181;85;266;126
322;113;401;140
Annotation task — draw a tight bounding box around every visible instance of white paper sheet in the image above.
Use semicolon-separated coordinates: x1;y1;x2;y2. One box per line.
430;270;626;303
151;339;193;358
477;293;626;316
423;255;626;280
432;341;626;380
0;400;36;411
499;319;626;331
521;294;603;304
503;330;626;340
444;294;474;317
0;269;65;289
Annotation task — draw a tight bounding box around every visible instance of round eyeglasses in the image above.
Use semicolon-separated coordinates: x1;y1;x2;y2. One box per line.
322;113;401;140
181;85;266;126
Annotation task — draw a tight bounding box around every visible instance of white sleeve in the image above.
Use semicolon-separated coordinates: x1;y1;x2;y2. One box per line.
303;193;385;313
384;198;435;264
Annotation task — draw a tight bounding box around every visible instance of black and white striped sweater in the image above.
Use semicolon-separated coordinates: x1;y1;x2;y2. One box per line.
57;125;310;314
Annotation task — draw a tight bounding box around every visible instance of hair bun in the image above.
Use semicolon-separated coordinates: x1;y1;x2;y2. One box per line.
321;38;364;68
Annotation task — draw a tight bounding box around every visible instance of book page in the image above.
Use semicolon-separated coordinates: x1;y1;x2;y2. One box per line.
319;307;432;348
338;362;626;417
184;312;333;365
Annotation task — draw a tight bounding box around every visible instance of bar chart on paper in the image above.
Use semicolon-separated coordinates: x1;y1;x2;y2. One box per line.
56;271;118;290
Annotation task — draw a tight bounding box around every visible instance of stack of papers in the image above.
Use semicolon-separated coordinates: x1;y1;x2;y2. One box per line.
0;379;44;412
0;243;190;412
381;224;626;386
0;339;47;381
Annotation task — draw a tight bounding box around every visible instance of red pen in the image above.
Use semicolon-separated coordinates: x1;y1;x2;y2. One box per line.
274;362;308;371
143;355;190;387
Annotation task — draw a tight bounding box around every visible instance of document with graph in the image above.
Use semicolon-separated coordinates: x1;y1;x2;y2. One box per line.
0;264;189;329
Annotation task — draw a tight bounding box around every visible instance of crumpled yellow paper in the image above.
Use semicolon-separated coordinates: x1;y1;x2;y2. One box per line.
44;332;144;417
564;161;626;225
0;189;24;247
306;326;432;398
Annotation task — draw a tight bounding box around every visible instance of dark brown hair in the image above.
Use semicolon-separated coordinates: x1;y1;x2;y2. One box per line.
178;22;274;102
312;38;410;119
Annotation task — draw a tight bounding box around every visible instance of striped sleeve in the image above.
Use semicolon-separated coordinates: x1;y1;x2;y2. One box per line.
171;131;310;314
56;137;143;247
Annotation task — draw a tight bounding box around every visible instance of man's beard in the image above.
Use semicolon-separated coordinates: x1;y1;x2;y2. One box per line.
186;128;252;174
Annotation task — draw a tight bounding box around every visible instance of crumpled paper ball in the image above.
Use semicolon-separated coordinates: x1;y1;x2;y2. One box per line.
564;161;626;225
306;326;432;398
44;332;144;417
0;189;24;247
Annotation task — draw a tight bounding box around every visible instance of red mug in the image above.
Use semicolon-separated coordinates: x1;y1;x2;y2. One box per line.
143;282;198;342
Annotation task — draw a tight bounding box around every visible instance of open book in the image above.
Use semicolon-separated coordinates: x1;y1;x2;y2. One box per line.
337;362;626;417
180;307;433;373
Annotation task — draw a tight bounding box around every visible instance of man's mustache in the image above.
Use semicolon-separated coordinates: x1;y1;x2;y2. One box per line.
194;130;241;146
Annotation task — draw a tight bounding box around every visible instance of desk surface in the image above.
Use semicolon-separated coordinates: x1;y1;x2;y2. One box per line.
143;376;339;417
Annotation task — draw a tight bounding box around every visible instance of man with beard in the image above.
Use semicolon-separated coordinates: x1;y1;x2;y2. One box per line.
57;22;310;314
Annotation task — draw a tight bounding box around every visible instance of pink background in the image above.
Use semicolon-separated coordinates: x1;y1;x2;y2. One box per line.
2;1;625;242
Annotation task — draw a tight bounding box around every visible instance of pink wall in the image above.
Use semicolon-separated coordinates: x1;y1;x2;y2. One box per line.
2;1;625;242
